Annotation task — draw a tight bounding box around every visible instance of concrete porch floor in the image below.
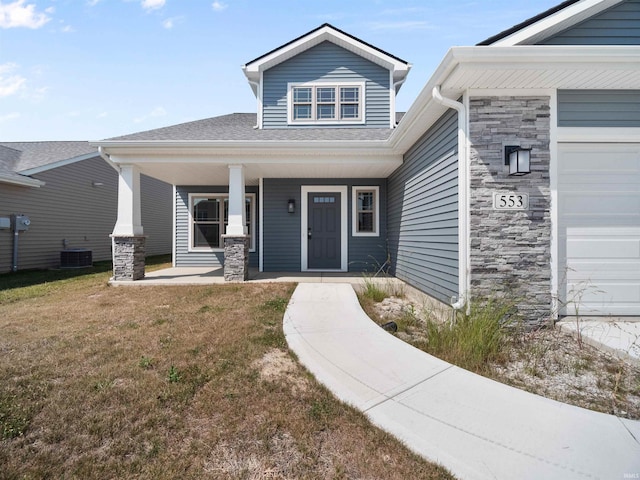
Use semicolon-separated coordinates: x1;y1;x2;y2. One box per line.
109;266;404;287
110;266;640;365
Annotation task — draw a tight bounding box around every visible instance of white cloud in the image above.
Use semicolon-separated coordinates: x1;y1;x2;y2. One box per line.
141;0;165;11
86;0;102;6
212;1;227;12
150;106;166;117
134;106;167;123
0;112;20;122
61;24;74;33
0;63;26;97
0;0;52;29
97;112;108;118
162;15;184;29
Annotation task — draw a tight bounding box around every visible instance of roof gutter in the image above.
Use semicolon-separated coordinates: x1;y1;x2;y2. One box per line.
0;173;45;188
431;86;469;310
98;146;119;172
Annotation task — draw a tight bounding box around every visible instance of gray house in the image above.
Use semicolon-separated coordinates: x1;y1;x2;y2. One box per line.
95;0;640;325
0;142;172;273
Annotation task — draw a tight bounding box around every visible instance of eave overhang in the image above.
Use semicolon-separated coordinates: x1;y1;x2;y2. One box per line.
0;172;45;188
92;140;402;186
390;44;640;153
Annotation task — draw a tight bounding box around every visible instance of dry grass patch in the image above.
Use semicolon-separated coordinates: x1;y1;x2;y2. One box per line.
0;266;452;479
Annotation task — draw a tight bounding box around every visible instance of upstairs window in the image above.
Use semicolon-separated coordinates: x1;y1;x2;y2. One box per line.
289;82;364;124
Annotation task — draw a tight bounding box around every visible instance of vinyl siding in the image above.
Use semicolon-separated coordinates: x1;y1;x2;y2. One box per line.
558;90;640;127
174;186;259;268
141;175;173;256
262;178;387;272
0;157;171;273
541;0;640;45
387;109;459;303
262;41;391;128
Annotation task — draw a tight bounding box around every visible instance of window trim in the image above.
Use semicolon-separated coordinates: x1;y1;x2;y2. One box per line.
188;193;256;253
352;186;380;237
287;81;365;125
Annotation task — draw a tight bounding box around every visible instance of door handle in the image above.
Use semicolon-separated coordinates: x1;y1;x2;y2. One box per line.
308;228;312;239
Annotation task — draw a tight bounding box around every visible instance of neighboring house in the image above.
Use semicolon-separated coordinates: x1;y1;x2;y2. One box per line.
0;142;172;273
94;0;640;326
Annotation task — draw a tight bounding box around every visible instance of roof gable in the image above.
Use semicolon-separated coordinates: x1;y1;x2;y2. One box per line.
479;0;626;46
242;23;411;95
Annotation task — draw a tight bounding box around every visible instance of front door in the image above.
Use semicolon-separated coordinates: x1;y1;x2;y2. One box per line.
307;192;341;269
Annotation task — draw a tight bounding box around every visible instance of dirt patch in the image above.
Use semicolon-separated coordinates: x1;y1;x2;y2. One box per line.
253;348;310;394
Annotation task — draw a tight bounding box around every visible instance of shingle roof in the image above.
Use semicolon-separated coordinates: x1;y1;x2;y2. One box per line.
0;141;97;173
105;113;398;142
244;23;409;67
477;0;581;45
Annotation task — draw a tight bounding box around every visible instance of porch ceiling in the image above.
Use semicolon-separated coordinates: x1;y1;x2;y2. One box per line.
128;157;402;186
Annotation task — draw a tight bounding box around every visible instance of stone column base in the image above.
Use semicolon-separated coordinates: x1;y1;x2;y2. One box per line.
112;235;146;281
222;235;250;282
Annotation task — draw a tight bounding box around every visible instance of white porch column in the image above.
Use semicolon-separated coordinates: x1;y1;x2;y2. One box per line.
112;164;143;236
111;164;146;281
226;164;247;235
223;164;249;281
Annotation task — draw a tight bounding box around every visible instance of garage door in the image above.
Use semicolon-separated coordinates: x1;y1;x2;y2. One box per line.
559;143;640;316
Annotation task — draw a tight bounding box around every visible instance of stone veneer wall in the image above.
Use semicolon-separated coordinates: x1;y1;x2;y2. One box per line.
112;236;146;281
468;96;552;327
223;235;250;281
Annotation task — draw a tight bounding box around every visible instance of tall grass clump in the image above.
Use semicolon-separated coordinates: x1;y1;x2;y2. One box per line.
424;298;516;374
361;276;389;303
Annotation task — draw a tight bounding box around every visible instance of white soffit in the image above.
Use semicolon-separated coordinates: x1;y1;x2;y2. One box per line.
491;0;625;46
441;46;640;91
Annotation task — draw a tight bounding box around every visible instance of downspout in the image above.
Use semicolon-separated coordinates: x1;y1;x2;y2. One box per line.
391;77;408;127
432;86;469;312
247;79;261;129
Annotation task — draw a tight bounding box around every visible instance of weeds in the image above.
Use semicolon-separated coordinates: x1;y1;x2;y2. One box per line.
423;299;515;374
168;365;181;383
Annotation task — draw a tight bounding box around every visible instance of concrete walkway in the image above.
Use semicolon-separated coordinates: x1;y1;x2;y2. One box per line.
283;283;640;480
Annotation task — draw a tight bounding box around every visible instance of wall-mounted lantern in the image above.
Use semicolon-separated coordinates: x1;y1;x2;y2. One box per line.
288;199;296;214
505;146;531;176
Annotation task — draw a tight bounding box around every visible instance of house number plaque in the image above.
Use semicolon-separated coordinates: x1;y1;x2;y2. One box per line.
493;192;529;210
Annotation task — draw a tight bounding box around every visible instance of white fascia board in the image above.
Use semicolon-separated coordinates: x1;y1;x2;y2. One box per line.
96;141;395;159
491;0;624;46
0;173;45;187
448;44;640;65
107;152;402;166
243;25;410;80
19;151;101;176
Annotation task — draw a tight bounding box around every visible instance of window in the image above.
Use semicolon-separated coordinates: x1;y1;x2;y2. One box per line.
189;194;255;251
352;186;379;237
289;82;364;124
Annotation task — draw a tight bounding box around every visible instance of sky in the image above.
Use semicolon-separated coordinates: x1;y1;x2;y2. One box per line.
0;0;563;141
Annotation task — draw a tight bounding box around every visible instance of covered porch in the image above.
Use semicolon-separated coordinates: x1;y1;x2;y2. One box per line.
97;138;401;283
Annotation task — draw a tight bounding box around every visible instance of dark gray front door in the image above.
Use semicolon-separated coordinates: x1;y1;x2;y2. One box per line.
308;192;341;270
